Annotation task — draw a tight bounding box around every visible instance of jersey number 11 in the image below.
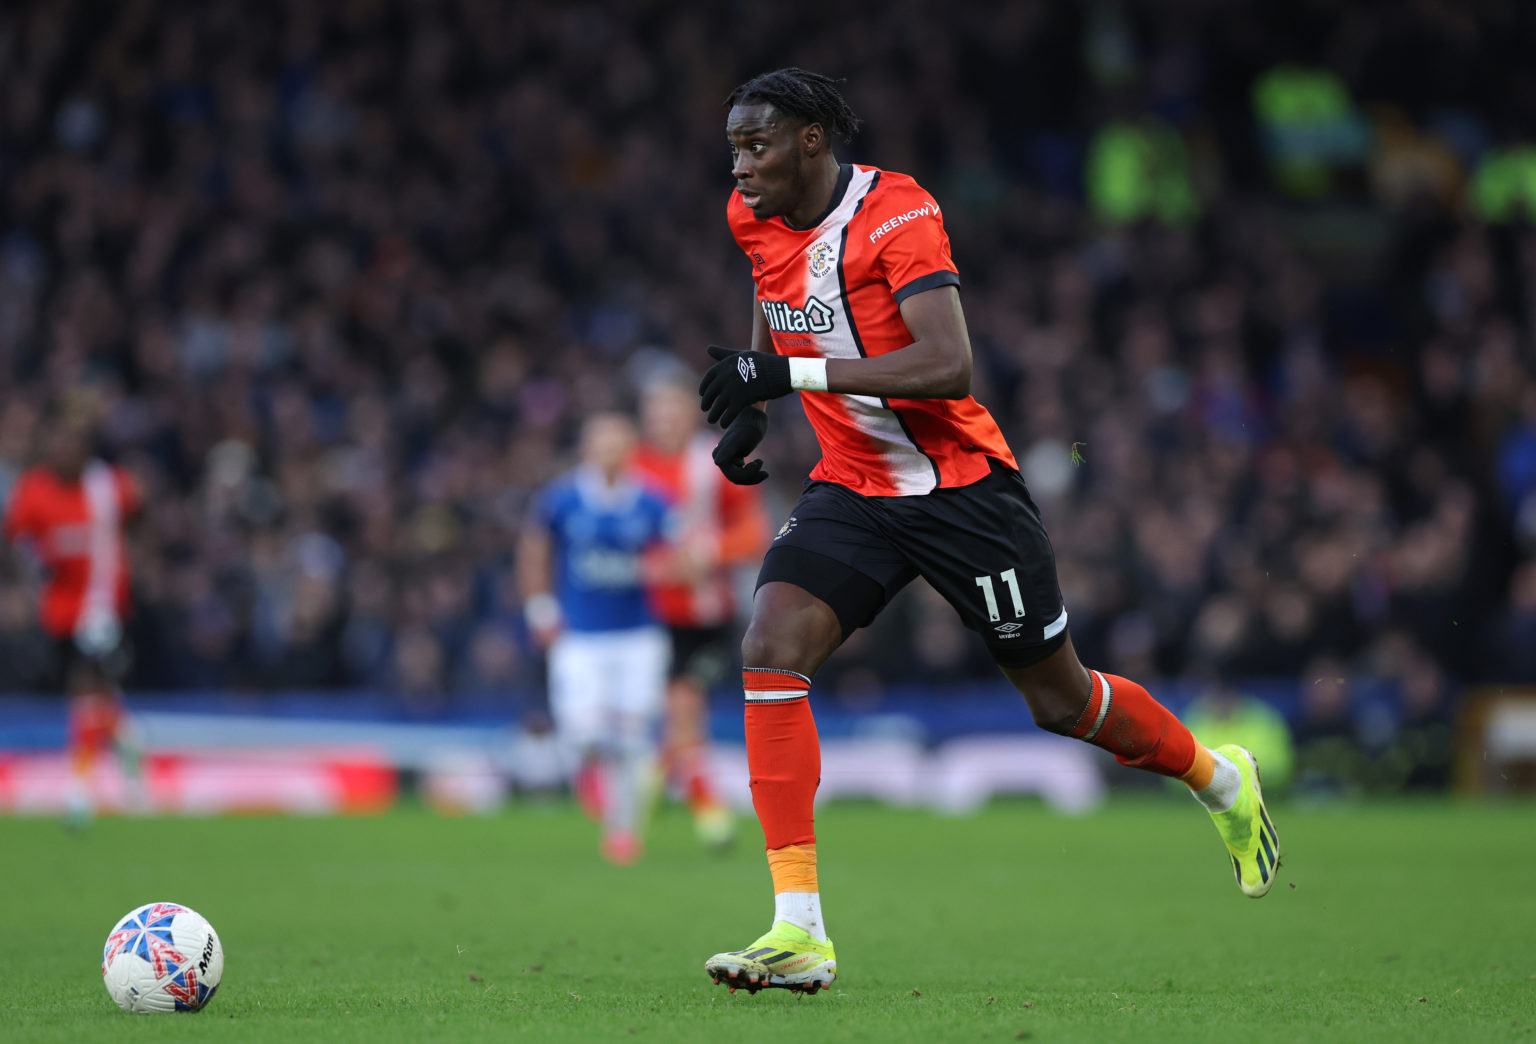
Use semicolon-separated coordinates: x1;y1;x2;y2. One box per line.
974;568;1025;622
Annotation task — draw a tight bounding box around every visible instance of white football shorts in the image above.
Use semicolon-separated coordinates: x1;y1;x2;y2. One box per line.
547;625;670;750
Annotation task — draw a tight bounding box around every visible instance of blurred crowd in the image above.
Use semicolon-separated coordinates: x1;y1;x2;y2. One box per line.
1;0;1534;732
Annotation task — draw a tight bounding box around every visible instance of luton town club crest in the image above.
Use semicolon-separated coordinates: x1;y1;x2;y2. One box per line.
808;241;835;278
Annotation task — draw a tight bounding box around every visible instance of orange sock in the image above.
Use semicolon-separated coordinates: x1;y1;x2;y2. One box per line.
68;693;121;755
675;744;718;814
1180;744;1216;791
743;668;818;850
1068;670;1199;779
767;843;819;893
69;739;93;780
66;694;118;813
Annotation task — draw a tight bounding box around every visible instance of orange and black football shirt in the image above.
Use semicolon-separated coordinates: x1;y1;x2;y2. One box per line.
727;163;1017;497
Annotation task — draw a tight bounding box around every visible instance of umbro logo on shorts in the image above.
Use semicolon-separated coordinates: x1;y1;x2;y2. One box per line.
994;621;1024;635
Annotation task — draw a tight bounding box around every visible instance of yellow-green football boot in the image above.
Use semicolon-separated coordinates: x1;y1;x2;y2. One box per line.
705;921;836;994
1210;744;1280;897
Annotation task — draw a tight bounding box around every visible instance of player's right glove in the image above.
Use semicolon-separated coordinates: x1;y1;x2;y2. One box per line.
711;406;769;485
699;345;792;427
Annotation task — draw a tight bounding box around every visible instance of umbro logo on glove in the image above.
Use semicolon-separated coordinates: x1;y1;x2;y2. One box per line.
700;345;791;426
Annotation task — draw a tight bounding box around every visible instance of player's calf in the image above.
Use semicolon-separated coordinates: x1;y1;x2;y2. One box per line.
1011;659;1276;893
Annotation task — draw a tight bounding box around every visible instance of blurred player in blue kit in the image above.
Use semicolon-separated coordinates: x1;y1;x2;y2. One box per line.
517;413;673;864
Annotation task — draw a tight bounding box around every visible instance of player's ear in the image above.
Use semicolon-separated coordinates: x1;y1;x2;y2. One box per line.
801;121;825;158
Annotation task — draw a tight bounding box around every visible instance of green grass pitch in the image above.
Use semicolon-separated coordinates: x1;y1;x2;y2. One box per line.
3;799;1533;1042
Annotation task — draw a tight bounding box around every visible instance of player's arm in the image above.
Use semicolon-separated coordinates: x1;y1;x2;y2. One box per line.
701;287;972;424
750;293;773;354
516;517;561;648
824;285;971;399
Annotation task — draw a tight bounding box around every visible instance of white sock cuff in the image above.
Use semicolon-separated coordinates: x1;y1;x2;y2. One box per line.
1193;749;1243;813
773;891;828;942
743;667;811;703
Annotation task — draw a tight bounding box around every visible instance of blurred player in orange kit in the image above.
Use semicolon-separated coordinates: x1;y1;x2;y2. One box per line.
3;405;143;822
633;374;770;848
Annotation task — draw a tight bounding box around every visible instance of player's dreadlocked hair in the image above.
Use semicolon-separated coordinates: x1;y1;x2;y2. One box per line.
725;67;863;143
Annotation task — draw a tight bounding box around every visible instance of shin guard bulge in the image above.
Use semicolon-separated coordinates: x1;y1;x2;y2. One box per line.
1071;670;1199;779
743;668;820;892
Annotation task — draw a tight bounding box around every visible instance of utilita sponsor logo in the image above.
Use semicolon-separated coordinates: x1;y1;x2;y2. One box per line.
868;201;940;242
761;296;834;334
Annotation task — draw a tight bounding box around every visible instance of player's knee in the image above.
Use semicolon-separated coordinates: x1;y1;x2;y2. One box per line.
1031;705;1080;736
738;624;787;672
1001;641;1092;736
739;619;813;676
1017;683;1090;736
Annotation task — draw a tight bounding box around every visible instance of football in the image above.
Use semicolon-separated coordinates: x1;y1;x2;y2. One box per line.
101;902;223;1013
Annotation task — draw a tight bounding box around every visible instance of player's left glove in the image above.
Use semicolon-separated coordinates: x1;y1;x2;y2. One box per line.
712;407;769;485
699;345;791;427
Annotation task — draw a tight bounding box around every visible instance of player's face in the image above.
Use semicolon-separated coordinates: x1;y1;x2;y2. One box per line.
640;383;697;453
45;424;89;478
727;103;812;219
581;414;637;477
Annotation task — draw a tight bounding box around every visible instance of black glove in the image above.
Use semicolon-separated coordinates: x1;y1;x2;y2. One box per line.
711;406;769;485
698;345;791;427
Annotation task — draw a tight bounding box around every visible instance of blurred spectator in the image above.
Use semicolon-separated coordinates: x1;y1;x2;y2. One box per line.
1489;560;1536;682
1180;676;1297;793
1291;657;1368;799
1086;117;1198;226
455;620;528;696
1365;631;1456;792
1251;63;1369;196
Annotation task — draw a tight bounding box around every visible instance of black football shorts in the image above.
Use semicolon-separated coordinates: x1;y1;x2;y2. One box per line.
46;631;131;693
757;458;1068;668
668;624;735;689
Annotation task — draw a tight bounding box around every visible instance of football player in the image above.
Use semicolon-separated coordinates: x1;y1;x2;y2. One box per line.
698;68;1280;994
518;413;673;864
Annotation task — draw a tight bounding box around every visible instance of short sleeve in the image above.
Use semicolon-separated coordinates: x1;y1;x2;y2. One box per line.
726;193;765;284
869;191;960;303
531;483;563;533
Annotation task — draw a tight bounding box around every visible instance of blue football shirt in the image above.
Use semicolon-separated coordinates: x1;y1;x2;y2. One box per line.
535;466;672;632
